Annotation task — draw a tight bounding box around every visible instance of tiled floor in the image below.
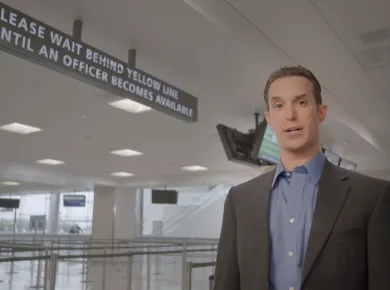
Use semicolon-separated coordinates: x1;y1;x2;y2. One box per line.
0;256;212;290
0;258;93;290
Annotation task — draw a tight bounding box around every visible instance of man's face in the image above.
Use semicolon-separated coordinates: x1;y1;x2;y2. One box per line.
264;76;327;154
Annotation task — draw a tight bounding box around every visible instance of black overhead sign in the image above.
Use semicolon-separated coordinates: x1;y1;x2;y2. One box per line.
0;2;198;122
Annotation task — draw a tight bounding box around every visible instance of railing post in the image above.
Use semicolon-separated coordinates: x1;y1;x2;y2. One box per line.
30;250;43;289
80;242;92;284
181;243;187;290
209;274;215;290
127;254;133;290
6;208;18;275
184;261;193;290
79;245;87;275
102;246;107;290
48;254;58;290
43;248;49;290
35;251;43;289
146;246;151;290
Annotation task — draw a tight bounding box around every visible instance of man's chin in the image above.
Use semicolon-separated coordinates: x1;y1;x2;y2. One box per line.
282;141;308;153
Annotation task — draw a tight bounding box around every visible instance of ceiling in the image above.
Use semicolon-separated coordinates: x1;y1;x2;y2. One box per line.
1;0;390;193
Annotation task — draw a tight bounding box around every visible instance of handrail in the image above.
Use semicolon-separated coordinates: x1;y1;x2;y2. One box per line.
134;236;219;244
0;234;219;245
0;243;185;252
191;261;216;268
0;247;217;262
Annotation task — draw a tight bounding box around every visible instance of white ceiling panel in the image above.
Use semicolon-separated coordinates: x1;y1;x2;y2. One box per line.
0;0;387;190
311;0;390;51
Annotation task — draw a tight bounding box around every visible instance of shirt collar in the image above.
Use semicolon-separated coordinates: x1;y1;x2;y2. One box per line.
271;151;325;188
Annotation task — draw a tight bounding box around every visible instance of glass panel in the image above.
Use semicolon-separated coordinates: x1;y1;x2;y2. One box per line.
58;191;94;234
141;186;230;238
0;193;51;234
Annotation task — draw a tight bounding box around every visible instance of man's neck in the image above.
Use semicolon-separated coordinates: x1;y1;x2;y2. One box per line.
280;145;321;171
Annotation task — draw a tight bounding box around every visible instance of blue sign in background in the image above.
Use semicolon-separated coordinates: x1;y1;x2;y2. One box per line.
63;195;86;207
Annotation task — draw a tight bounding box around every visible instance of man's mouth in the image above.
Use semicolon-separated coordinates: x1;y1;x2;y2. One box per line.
285;127;303;133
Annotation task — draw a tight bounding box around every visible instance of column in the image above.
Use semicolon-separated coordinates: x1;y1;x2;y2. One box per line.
89;185;141;290
89;185;116;290
114;187;138;240
91;185;116;241
113;187;142;290
91;185;139;241
47;191;60;234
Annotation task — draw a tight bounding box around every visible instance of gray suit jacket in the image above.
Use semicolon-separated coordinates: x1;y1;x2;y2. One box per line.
213;160;390;290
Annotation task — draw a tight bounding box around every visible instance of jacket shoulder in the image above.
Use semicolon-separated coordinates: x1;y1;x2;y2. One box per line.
328;162;389;198
339;166;388;187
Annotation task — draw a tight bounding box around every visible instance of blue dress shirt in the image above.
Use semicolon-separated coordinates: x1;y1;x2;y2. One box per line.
269;152;325;290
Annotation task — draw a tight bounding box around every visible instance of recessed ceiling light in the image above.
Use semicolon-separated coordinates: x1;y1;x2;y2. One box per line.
181;165;208;171
110;149;143;157
2;181;20;186
0;122;42;134
109;99;152;113
36;159;65;165
110;172;134;177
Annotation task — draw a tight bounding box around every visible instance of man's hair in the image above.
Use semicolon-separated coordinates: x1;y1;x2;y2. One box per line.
263;65;322;109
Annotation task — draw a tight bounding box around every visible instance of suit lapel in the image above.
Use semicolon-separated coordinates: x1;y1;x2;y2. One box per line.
248;169;275;290
301;160;351;285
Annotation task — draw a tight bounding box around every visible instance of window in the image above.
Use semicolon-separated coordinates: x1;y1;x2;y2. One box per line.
141;186;230;237
58;191;94;234
0;193;51;233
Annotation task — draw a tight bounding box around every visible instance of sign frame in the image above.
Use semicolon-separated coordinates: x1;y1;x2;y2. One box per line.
63;194;86;207
29;215;46;231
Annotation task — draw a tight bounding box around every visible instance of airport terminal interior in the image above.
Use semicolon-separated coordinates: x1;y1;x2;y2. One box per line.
1;0;390;289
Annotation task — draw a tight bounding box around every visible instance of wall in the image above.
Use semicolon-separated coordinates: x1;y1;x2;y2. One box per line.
163;194;226;238
142;186;215;236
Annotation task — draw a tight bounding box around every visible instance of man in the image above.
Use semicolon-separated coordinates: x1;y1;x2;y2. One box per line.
213;66;390;290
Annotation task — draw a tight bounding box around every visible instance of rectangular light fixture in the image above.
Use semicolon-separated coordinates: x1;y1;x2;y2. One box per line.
110;149;143;157
36;159;65;165
0;122;42;134
181;165;208;171
110;172;134;177
109;99;151;113
2;181;20;186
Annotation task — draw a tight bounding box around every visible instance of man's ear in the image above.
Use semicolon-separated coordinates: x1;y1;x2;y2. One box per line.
318;104;328;124
264;110;270;125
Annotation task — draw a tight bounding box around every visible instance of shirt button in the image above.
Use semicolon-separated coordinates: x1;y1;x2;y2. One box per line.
289;218;295;223
288;251;294;257
286;172;291;177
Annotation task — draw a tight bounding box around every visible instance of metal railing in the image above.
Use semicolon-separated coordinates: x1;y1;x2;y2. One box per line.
184;261;216;290
0;237;217;290
209;274;215;290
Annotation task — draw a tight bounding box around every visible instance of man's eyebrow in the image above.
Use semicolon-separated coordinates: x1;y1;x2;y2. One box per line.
269;96;283;102
270;94;307;102
294;93;308;99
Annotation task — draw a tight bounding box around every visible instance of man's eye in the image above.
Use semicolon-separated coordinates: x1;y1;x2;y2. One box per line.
273;103;283;109
297;100;307;106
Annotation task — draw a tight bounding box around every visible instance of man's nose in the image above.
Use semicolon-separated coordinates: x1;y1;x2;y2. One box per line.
286;104;297;121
